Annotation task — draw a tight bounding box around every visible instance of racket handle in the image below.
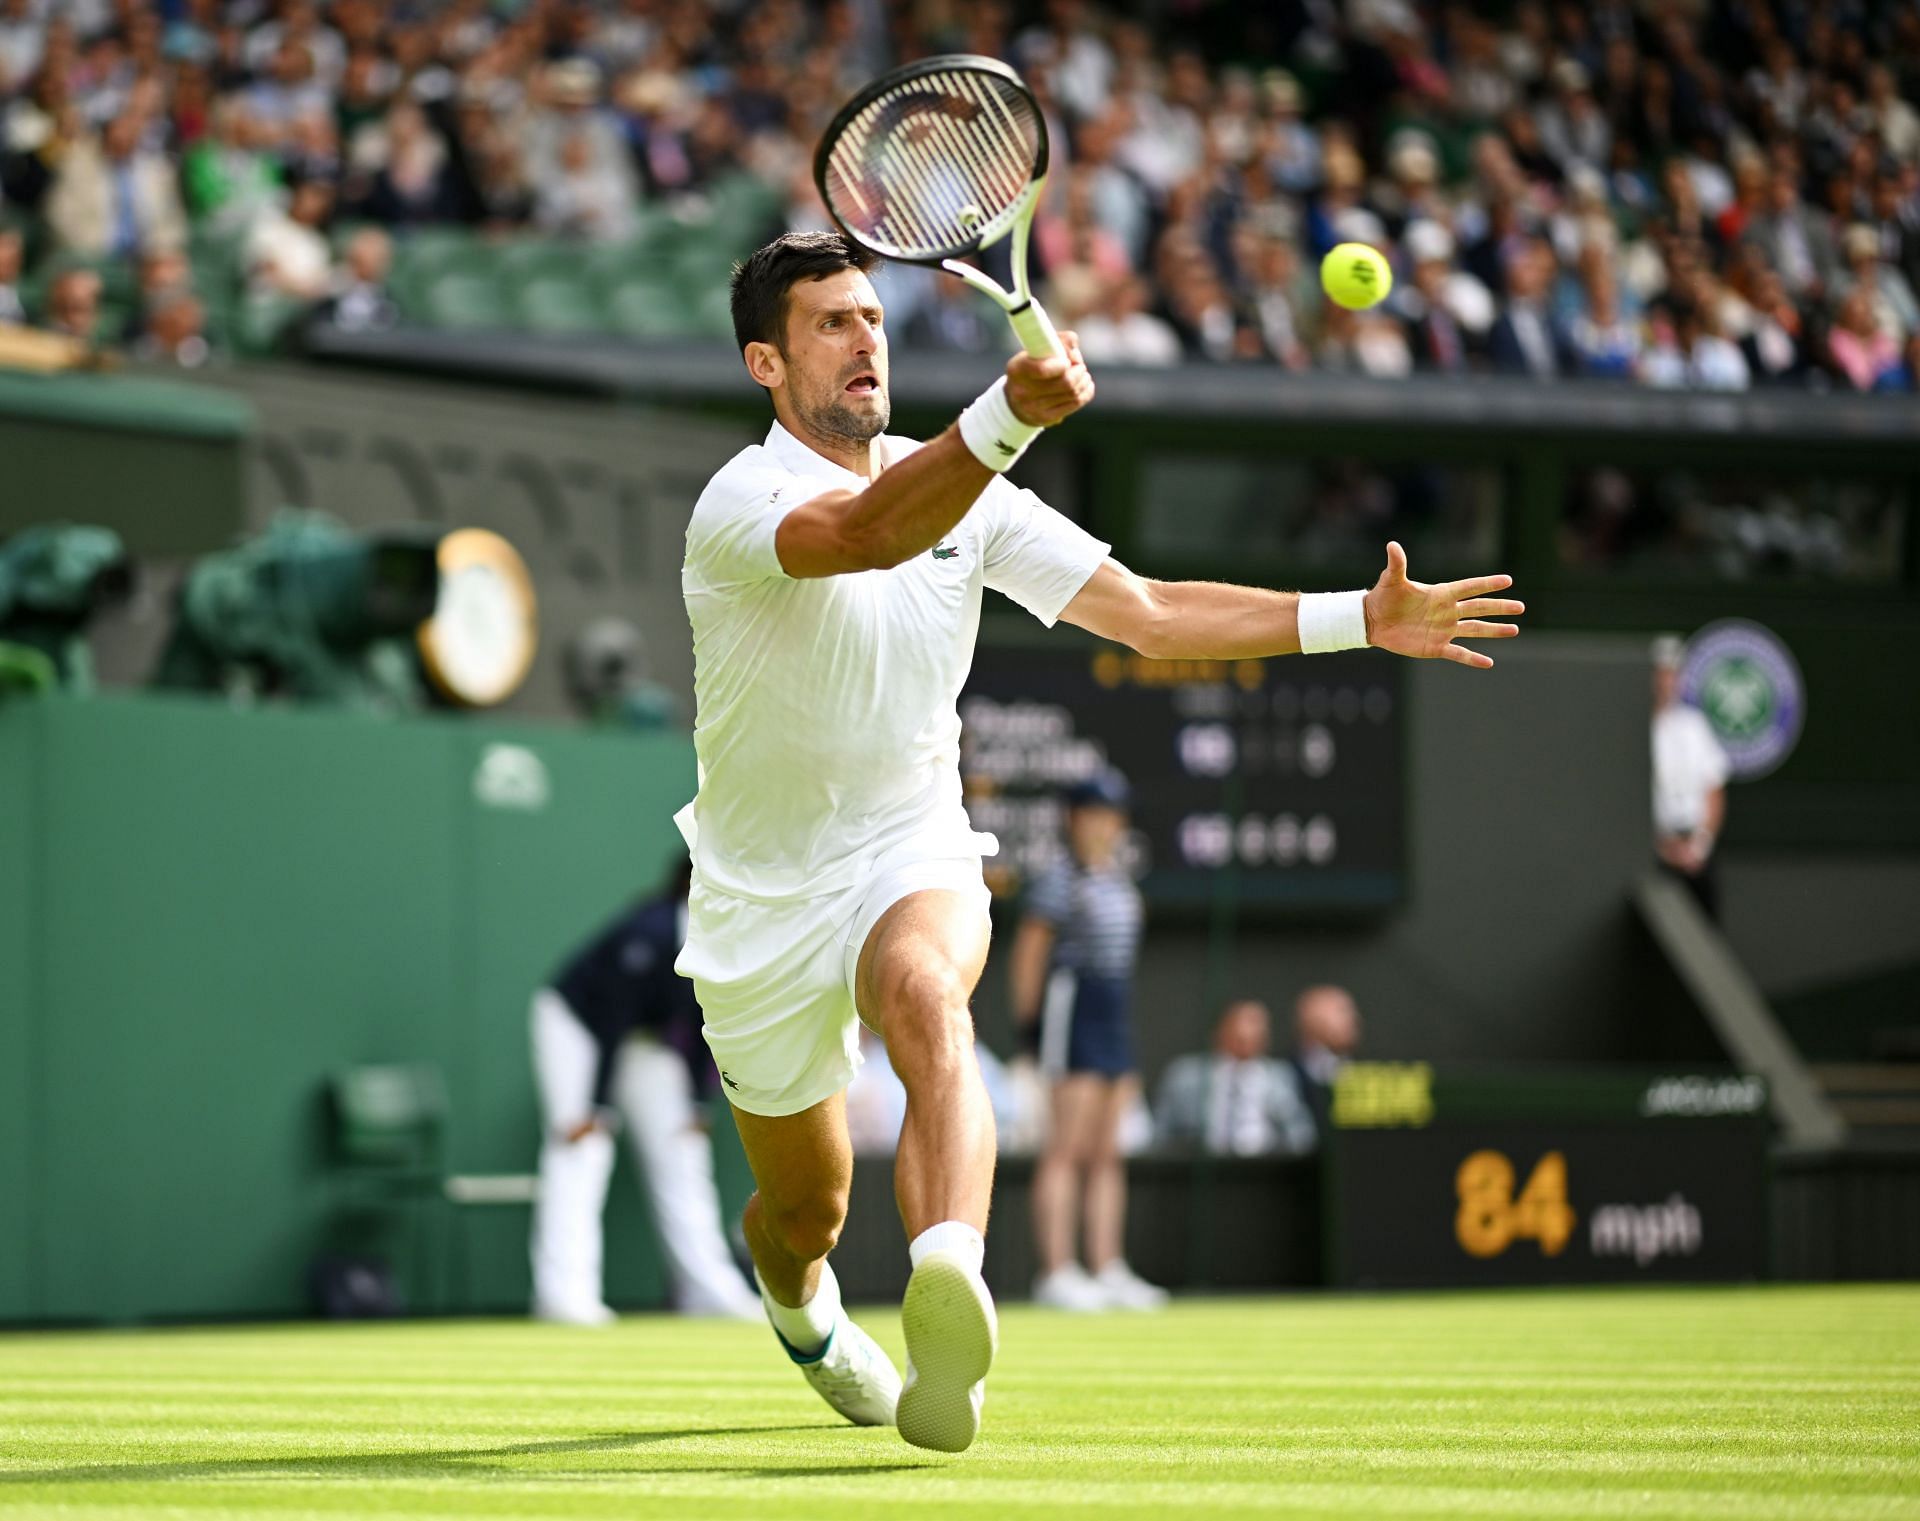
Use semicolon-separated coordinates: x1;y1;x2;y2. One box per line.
1008;298;1067;360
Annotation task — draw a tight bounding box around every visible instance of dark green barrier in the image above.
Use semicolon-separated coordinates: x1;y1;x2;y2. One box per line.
0;372;250;555
0;691;708;1324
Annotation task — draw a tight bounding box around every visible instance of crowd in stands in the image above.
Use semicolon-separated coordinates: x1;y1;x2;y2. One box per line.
2;0;1919;391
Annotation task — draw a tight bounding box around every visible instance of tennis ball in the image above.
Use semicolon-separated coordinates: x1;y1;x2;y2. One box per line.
1321;242;1393;310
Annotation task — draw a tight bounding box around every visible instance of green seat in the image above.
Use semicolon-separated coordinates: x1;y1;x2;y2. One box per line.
514;273;600;334
606;276;705;339
423;269;509;330
329;1064;447;1174
234;292;307;355
323;1064;448;1313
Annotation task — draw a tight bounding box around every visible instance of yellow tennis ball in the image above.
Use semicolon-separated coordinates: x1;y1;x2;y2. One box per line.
1321;242;1393;310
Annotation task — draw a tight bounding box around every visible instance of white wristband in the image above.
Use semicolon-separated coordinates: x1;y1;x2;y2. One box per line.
957;376;1042;472
1298;590;1370;654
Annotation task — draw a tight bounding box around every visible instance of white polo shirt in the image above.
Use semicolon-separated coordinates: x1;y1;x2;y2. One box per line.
677;420;1109;901
1652;702;1730;836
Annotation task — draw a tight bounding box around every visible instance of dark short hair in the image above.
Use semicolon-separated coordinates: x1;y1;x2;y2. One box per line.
730;231;878;354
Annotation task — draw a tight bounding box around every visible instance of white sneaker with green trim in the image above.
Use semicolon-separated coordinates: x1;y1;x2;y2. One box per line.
776;1314;901;1427
896;1250;999;1453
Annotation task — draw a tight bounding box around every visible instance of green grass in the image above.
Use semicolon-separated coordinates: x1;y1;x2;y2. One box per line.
2;1286;1917;1519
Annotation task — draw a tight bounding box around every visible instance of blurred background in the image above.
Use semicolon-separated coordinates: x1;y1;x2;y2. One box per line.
1;0;1916;1325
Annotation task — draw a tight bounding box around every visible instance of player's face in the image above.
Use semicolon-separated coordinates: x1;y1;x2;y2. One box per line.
781;269;890;445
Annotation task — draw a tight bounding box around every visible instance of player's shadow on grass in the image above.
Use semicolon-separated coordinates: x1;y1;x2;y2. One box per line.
0;1425;935;1486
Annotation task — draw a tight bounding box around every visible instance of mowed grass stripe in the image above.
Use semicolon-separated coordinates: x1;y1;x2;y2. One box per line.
1;1285;1915;1520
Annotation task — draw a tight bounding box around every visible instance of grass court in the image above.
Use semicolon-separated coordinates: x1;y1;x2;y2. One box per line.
2;1284;1915;1520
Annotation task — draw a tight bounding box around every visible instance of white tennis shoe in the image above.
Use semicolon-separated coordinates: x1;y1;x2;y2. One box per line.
1031;1262;1110;1311
777;1314;902;1428
1093;1259;1169;1311
897;1250;999;1453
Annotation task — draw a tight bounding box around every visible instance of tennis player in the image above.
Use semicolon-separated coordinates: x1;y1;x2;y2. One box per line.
677;230;1524;1453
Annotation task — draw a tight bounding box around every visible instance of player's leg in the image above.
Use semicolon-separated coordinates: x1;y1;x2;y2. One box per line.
854;886;999;1452
610;1036;758;1319
1031;1074;1110;1309
528;990;616;1324
729;1091;902;1425
854;888;994;1238
731;1091;852;1315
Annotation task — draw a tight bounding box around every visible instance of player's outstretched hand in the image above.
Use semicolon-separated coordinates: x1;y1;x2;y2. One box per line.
1006;331;1095;428
1362;541;1524;669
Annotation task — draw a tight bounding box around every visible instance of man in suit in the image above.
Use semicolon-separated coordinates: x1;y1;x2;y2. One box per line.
1154;999;1317;1157
1487;237;1572;377
1286;984;1363;1139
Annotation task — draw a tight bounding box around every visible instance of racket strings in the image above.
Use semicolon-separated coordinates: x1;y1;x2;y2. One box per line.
824;68;1040;259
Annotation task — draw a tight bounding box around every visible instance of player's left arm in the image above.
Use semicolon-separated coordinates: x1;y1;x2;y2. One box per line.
1059;543;1525;668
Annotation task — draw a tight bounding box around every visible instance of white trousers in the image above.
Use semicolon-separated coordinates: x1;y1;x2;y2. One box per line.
529;989;759;1317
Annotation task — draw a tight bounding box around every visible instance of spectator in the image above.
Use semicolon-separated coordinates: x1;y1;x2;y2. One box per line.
1488;237;1570;376
1239;230;1311;370
1073;271;1182;367
1651;635;1729;919
37;264;101;343
44;108;186;259
534;124;635;241
0;225;23;324
1827;284;1905;390
1744;168;1837;302
245;37;330;135
1286;984;1363;1138
348;99;454;226
131;287;210;368
0;0;41;100
901;272;997;354
181;96;280;232
1565;257;1640;378
1738;266;1813;385
1839;222;1920;343
313;225;397;334
1643;299;1751;390
1399;221;1486;372
244;170;332;301
1318;300;1415;376
1154;999;1317;1157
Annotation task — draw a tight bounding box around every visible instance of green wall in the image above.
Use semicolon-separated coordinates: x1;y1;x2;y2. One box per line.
1;692;697;1324
0;701;36;1317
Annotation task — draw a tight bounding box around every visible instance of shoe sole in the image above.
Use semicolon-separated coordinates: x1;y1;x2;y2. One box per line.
897;1254;997;1454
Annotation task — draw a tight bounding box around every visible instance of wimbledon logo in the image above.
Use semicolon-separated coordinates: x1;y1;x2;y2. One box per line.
1680;619;1805;780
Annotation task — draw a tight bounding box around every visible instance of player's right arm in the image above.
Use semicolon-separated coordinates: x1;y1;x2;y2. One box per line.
774;340;1095;579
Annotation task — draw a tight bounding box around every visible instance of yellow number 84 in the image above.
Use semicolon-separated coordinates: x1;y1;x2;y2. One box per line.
1454;1149;1576;1258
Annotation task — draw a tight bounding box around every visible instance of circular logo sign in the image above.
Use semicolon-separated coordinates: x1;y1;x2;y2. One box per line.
1679;619;1805;780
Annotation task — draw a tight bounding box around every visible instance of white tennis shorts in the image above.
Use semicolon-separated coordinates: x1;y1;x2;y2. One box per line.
676;841;992;1118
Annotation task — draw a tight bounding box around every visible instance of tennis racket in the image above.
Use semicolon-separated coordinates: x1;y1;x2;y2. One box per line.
814;54;1065;360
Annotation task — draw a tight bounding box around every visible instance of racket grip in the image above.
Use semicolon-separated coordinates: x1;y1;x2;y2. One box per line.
1008;297;1067;359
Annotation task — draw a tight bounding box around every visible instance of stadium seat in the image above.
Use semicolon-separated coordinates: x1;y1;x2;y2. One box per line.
513;274;601;335
606;277;707;339
423;269;510;331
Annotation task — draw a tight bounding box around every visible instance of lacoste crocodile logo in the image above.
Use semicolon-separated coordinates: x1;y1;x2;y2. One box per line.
932;545;960;560
994;440;1016;456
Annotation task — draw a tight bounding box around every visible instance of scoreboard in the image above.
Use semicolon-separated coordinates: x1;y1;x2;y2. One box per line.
959;641;1403;909
1326;1066;1772;1286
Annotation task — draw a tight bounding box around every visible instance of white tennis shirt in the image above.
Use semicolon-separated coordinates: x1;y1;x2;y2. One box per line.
676;419;1110;901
